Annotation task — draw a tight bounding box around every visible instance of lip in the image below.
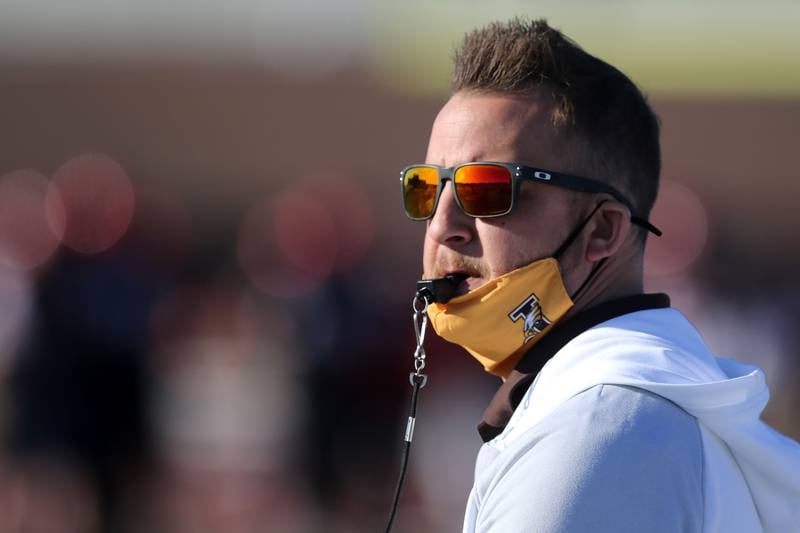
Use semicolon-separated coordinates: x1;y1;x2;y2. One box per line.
442;270;483;295
462;276;484;293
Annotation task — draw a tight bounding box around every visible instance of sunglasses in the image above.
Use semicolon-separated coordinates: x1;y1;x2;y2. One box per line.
400;161;661;236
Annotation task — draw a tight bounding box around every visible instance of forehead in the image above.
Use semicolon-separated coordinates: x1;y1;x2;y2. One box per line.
425;91;562;169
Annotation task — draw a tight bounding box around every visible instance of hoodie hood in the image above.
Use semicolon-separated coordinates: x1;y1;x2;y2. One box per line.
491;307;800;533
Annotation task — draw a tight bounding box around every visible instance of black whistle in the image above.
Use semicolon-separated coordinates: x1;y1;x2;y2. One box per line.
415;274;468;304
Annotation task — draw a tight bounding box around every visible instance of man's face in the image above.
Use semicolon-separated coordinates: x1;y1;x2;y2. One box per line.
422;91;585;295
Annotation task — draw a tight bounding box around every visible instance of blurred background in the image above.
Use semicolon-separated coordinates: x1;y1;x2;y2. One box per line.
0;1;797;531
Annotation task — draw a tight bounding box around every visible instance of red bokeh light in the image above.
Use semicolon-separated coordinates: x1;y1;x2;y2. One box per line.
237;195;328;299
49;153;136;255
303;175;374;273
0;169;65;270
273;189;339;278
644;179;710;277
237;174;375;298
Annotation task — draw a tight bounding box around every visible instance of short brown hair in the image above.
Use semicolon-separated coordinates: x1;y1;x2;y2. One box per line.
453;18;660;221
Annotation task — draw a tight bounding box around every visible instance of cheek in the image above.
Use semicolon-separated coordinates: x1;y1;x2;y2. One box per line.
480;224;547;276
422;233;437;269
479;229;523;273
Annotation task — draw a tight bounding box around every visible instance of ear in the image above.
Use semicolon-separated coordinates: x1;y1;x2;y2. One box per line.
585;200;632;262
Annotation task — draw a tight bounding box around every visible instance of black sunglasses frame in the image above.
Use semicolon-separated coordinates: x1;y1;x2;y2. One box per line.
400;161;661;236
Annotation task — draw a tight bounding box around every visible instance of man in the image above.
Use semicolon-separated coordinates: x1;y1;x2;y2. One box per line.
400;19;800;532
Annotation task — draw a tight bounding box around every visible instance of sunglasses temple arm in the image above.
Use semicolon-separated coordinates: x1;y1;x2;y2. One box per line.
603;190;662;237
632;217;662;236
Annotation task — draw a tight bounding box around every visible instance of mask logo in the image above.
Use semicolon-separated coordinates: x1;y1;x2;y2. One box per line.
509;293;551;343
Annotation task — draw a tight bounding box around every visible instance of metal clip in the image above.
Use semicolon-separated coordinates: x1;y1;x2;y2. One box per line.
409;293;429;388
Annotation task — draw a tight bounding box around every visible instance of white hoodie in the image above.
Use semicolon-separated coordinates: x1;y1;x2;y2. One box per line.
465;307;800;533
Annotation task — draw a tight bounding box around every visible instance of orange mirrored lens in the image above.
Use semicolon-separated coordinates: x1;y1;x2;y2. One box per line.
403;167;439;219
454;164;512;216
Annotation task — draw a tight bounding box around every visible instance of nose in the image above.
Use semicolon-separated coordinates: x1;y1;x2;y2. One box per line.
426;181;473;246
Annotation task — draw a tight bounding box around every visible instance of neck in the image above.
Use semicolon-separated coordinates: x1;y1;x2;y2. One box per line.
566;249;643;319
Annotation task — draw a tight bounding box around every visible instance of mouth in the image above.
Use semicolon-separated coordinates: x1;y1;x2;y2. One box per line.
441;270;483;296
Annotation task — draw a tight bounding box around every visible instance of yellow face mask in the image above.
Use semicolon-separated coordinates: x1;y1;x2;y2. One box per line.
427;258;574;377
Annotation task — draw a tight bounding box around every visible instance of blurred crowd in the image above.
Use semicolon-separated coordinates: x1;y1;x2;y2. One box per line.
0;144;796;533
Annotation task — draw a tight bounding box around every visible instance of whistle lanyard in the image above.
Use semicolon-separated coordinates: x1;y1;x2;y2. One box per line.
383;292;430;533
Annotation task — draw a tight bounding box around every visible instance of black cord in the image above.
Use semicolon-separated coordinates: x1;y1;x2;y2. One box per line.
383;375;424;533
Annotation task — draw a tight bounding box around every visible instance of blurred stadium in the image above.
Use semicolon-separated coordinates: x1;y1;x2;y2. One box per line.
0;1;797;531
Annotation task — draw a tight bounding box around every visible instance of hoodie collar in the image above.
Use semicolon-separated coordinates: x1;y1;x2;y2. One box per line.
477;293;670;442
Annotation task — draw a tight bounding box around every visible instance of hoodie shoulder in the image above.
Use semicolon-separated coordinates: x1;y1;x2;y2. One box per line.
474;384;704;532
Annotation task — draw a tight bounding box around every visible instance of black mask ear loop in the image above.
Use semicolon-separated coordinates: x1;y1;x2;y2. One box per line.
552;200;606;261
552;201;608;302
